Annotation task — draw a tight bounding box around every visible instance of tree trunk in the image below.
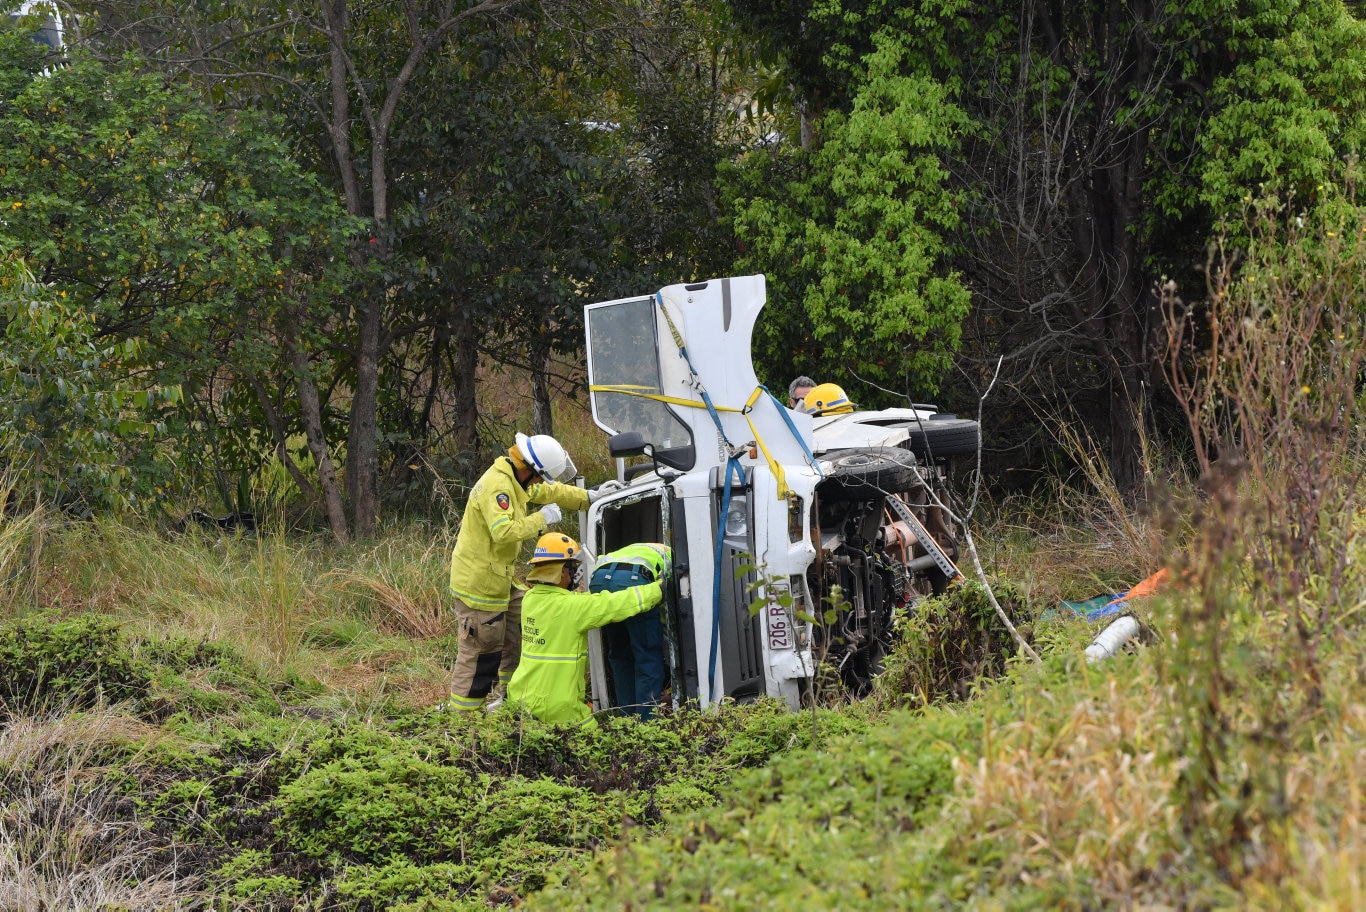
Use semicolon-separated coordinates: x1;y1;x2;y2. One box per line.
281;311;350;542
450;318;480;457
347;294;383;537
531;331;553;436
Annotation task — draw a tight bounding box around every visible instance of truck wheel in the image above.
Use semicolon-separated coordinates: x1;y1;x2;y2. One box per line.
905;416;979;460
821;450;917;498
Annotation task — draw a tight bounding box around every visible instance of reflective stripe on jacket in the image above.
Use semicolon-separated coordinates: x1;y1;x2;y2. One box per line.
507;580;662;724
594;542;672;581
448;458;589;611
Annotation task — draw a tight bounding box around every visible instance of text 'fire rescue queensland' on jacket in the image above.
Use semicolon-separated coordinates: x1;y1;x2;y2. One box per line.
448;458;588;611
507;579;662;724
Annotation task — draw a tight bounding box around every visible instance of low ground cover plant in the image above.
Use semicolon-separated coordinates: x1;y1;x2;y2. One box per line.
0;611;865;908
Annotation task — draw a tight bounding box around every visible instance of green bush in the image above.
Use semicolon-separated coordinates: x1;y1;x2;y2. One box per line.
876;579;1031;708
119;700;855;908
531;709;975;909
0;614;153;717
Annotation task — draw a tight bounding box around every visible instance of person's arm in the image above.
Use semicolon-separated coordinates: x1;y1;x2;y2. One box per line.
574;581;663;633
527;480;589;512
483;482;547;544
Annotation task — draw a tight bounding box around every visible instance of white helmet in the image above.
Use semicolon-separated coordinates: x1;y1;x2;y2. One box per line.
515;432;577;483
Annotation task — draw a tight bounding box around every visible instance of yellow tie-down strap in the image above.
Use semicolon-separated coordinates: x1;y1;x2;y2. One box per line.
590;384;791;499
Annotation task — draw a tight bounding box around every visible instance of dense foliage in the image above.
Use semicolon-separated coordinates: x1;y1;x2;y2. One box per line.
729;0;1366;490
733;35;972;396
0;24;353;517
58;0;761;535
0;257;171;512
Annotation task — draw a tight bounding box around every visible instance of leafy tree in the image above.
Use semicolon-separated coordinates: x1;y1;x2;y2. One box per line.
0;257;174;513
728;0;1366;493
733;34;971;396
0;25;353;525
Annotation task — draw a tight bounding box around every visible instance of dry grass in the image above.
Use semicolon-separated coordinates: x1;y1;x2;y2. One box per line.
29;518;459;711
974;493;1163;610
326;536;452;639
0;479;43;618
0;710;201;910
946;667;1183;905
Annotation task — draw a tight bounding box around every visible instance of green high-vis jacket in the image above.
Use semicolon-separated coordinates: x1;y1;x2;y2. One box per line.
507;579;662;724
594;542;671;579
448;457;588;611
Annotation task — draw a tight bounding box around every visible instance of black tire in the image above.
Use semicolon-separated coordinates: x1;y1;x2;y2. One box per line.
820;450;917;498
905;416;979;460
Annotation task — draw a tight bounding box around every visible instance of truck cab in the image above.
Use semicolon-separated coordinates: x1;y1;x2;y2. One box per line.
581;275;977;711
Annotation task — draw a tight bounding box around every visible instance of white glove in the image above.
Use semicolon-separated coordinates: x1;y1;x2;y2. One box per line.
539;503;563;525
587;479;626;504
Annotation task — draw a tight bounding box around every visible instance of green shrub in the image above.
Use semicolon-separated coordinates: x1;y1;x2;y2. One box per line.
335;859;478;910
0;614;153;717
119;699;845;908
877;579;1030;708
531;709;975;909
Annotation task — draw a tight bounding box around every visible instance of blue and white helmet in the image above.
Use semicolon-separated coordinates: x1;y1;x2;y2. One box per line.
515;432;578;483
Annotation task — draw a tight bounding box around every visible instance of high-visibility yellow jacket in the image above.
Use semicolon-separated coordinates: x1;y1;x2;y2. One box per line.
448;457;588;611
507;580;662;724
593;542;671;580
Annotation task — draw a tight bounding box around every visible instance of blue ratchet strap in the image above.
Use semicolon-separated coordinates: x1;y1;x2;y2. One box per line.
709;456;744;702
655;292;741;706
759;385;823;478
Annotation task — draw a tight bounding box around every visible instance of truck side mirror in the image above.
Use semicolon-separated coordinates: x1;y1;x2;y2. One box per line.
607;432;648;458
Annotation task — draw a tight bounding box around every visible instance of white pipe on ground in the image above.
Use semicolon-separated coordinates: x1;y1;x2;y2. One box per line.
1085;615;1141;663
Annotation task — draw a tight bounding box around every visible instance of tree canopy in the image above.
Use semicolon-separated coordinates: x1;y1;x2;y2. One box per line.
7;0;1366;519
0;23;350;515
727;0;1366;490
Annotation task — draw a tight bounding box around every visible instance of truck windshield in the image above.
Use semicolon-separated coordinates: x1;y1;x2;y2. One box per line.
586;297;691;450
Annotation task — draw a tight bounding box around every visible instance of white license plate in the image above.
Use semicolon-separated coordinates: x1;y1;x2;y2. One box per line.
766;603;792;649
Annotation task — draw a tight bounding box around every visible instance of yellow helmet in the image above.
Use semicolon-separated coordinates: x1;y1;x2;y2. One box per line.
527;532;581;584
802;382;854;416
530;532;580;564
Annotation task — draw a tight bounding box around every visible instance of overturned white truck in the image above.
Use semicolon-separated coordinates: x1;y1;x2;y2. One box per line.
580;275;979;711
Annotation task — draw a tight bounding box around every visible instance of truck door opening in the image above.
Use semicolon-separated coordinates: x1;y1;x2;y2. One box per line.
590;492;697;713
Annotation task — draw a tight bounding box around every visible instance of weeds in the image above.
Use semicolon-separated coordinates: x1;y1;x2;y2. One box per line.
876;579;1031;709
0;710;200;910
1160;196;1366;892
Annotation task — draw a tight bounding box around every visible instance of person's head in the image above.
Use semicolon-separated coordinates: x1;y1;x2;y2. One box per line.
508;432;578;487
800;382;855;417
787;375;816;408
527;532;582;588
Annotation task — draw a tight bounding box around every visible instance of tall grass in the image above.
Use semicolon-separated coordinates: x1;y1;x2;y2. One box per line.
327;536;451;639
0;477;43;619
31;520;458;709
0;709;199;909
249;530;310;671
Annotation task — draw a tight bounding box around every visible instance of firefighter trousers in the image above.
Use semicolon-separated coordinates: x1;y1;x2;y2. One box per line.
447;589;523;711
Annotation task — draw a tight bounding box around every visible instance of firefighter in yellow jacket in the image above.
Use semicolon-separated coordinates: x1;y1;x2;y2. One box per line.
447;432;604;712
507;533;662;725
